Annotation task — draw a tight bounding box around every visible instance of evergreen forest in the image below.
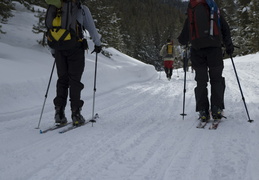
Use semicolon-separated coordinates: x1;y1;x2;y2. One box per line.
1;0;258;69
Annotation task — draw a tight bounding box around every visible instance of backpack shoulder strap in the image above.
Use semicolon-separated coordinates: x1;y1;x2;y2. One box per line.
45;5;57;29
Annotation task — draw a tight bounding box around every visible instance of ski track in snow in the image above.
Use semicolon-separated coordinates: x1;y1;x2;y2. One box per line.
1;69;258;180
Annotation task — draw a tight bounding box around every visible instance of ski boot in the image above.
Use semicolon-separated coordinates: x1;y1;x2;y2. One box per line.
54;106;68;125
196;110;210;128
71;108;85;126
199;110;210;122
211;106;224;119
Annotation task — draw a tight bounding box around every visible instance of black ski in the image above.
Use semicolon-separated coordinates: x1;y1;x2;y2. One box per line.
40;122;72;134
59;120;96;133
59;114;99;133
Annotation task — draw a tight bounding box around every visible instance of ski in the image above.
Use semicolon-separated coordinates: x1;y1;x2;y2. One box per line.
209;119;221;130
40;122;72;134
59;113;99;133
209;115;227;130
196;121;208;128
59;120;95;134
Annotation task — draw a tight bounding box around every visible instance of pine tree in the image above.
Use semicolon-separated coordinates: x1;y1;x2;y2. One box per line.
236;0;253;55
218;0;258;55
32;9;47;46
248;0;259;53
0;0;14;34
86;0;124;51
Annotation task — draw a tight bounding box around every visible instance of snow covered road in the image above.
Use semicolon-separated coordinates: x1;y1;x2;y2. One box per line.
1;67;258;180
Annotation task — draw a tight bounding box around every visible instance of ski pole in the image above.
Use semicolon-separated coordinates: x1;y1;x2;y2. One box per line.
36;61;56;129
175;59;179;77
180;46;188;119
158;65;162;80
230;55;254;123
90;52;98;125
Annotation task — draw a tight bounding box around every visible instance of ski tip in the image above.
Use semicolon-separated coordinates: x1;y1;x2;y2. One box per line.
196;126;204;129
39;130;43;134
59;129;68;134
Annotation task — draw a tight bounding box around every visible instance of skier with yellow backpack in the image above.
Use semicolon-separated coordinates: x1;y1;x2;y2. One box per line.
45;0;102;126
160;39;175;80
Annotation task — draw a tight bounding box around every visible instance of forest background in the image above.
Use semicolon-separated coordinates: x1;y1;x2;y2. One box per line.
1;0;258;69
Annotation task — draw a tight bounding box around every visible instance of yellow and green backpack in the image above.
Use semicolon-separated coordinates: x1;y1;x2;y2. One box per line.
45;0;84;50
166;41;174;56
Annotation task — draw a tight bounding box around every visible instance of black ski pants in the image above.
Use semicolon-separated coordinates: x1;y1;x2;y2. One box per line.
164;67;173;78
53;46;85;109
191;47;225;112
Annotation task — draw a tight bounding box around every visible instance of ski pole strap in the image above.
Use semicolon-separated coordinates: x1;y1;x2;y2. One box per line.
206;0;217;12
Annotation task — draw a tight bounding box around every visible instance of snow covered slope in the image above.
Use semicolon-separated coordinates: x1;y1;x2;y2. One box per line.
0;2;258;180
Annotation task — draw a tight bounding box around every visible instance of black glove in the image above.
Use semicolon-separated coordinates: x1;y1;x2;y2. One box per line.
93;45;102;53
226;43;234;56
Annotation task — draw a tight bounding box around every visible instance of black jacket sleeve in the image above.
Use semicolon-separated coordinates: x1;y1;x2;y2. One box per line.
220;15;233;47
177;18;189;46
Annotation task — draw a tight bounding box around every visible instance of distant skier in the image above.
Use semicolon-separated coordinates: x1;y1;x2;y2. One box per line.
160;39;175;80
178;0;234;122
